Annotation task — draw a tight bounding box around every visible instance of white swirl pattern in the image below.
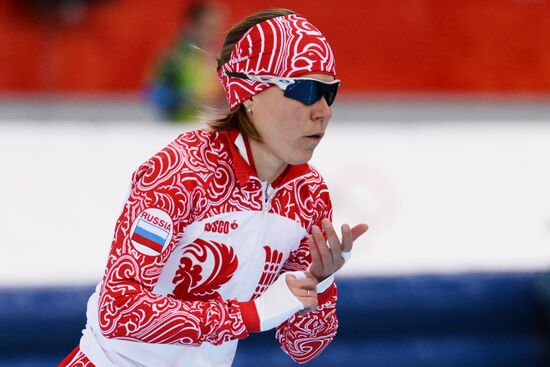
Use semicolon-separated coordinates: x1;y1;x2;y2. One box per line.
218;14;336;110
59;349;95;367
93;128;337;364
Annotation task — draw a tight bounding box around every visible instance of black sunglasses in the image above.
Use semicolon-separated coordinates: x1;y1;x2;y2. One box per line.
225;72;340;106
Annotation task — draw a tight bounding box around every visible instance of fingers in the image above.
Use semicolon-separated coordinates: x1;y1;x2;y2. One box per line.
308;234;322;271
341;223;353;252
286;275;318;310
312;225;331;267
309;220;369;282
309;221;347;281
285;275;318;289
322;219;344;264
350;223;369;242
299;290;318;311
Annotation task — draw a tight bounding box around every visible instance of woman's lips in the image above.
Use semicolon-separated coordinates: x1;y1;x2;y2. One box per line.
305;133;324;139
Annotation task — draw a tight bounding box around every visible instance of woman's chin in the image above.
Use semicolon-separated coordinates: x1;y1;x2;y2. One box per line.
285;150;314;165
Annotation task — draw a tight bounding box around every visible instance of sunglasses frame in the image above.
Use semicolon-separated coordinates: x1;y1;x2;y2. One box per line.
224;72;340;106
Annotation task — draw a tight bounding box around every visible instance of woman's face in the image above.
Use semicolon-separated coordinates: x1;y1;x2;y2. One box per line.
247;73;334;165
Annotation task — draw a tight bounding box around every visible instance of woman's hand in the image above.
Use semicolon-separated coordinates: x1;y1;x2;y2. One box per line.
285;272;318;311
309;219;368;282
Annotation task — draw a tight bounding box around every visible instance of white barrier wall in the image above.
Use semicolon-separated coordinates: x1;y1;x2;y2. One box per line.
1;120;549;285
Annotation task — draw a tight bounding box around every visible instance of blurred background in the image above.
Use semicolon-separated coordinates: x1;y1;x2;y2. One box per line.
1;0;549;366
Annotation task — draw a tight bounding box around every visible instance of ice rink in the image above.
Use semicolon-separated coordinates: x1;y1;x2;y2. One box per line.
1;99;549;286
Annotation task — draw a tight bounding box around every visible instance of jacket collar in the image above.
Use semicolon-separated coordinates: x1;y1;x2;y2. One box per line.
219;128;311;188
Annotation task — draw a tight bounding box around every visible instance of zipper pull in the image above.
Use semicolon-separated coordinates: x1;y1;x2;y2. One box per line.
262;181;272;210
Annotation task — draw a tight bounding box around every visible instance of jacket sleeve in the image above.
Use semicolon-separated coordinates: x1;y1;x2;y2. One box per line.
275;195;338;364
97;145;250;346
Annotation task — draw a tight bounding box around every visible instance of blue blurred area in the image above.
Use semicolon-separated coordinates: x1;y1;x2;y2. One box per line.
1;273;548;367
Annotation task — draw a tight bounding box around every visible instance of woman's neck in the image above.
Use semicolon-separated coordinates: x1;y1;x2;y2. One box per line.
248;139;287;183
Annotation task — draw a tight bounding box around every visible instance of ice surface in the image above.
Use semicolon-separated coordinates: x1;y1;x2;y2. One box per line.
1;119;549;285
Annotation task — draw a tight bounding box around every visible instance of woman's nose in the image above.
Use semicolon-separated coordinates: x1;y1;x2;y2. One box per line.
311;97;333;121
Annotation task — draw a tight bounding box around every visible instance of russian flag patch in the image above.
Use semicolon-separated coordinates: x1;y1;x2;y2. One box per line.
130;208;173;255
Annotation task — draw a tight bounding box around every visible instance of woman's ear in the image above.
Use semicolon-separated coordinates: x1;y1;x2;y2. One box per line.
243;97;254;114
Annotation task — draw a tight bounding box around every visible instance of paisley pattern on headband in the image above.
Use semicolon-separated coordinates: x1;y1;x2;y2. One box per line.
219;14;336;110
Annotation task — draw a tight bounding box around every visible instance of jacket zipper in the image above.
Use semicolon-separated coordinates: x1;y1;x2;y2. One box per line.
262;181;275;211
261;173;310;211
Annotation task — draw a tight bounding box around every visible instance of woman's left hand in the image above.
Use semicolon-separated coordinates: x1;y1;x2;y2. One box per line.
308;218;369;282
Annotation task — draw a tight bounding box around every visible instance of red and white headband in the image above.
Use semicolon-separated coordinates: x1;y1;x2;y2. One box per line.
218;14;336;110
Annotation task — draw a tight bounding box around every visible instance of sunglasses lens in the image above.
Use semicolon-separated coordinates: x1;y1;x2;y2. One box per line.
321;83;339;106
284;81;317;105
284;80;339;106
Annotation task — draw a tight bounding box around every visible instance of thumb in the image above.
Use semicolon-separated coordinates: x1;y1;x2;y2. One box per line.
285;273;297;286
351;223;369;242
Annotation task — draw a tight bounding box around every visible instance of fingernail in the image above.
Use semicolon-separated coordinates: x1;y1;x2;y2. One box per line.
343;224;350;232
322;219;330;228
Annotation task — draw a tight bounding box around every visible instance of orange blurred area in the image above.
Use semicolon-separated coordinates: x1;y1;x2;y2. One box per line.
1;0;549;93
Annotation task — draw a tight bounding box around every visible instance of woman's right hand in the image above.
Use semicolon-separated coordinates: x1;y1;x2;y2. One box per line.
285;272;318;312
253;270;318;331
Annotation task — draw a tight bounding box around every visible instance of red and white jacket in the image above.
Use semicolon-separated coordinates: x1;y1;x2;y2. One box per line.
79;128;338;367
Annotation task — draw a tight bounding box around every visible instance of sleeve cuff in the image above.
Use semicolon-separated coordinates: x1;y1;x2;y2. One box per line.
237;300;260;333
317;281;337;305
316;274;334;293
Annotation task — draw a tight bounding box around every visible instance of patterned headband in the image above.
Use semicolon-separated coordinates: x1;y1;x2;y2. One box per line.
218;14;336;110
